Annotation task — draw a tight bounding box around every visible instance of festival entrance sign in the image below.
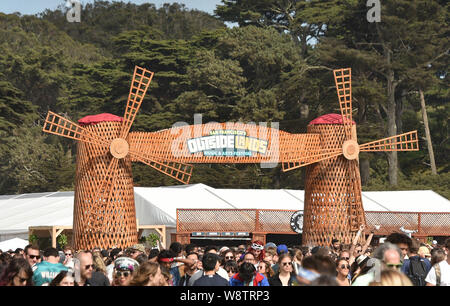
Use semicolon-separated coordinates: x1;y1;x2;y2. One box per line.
42;66;419;249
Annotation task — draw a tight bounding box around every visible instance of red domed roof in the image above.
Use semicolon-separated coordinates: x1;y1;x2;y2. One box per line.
78;113;123;126
309;113;356;125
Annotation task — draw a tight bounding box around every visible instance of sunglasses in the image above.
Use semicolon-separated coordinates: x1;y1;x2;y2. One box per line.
258;265;265;270
85;264;95;270
340;264;350;269
282;262;292;266
116;271;131;278
340;257;350;260
225;256;234;260
386;263;403;269
65;253;73;256
28;255;40;259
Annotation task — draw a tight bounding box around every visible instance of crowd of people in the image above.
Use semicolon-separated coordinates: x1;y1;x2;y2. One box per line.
0;228;448;286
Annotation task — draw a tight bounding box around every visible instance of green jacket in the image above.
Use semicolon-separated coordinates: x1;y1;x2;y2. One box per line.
32;261;68;286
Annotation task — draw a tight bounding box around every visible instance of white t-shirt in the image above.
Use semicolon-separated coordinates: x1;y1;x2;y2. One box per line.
106;263;114;283
425;261;450;286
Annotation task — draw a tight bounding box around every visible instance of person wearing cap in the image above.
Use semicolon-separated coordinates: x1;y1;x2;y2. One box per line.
265;242;277;251
401;239;431;285
129;244;146;260
431;240;439;249
112;257;139;286
418;246;431;259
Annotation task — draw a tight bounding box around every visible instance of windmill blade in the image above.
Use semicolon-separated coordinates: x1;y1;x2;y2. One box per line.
43;111;109;147
128;149;193;184
282;149;343;172
359;130;419;152
333;68;353;140
119;66;154;139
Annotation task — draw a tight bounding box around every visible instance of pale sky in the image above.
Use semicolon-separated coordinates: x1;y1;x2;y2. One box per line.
0;0;223;15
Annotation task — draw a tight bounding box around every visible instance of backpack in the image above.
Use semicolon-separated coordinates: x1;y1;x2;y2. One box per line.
407;257;427;286
434;264;441;286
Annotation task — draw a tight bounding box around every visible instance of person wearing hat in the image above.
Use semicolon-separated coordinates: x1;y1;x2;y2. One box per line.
246;240;265;264
401;239;431;286
128;244;146;260
265;242;277;250
112;257;139;286
418;246;431;260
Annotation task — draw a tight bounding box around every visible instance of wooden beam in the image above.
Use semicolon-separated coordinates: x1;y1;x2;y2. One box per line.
55;228;64;238
51;226;57;248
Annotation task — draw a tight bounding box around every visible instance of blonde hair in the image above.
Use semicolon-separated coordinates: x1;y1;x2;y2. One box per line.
92;252;107;274
369;270;413;286
294;249;303;262
129;262;160;286
266;248;277;257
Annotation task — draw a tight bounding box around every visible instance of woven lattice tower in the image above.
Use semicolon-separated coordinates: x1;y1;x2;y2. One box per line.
43;66;195;251
73;119;137;250
281;68;419;247
302;117;365;247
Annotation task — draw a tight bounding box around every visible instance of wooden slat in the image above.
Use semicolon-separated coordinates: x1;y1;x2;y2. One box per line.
334;68;353;140
359;130;419;152
119;66;154;139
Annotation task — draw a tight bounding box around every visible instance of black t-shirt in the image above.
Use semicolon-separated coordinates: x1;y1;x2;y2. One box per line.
84;271;110;286
193;274;229;286
179;273;193;286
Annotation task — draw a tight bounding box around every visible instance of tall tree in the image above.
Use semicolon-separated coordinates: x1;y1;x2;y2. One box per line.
308;0;448;185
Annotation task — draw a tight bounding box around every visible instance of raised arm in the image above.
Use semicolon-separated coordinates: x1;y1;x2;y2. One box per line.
174;257;196;267
349;224;365;265
361;232;374;255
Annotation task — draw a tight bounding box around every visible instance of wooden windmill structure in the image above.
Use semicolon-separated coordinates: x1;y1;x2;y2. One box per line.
281;68;419;246
42;66;193;250
42;66;418;250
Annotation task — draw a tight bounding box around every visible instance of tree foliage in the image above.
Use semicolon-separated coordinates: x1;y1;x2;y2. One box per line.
0;1;447;198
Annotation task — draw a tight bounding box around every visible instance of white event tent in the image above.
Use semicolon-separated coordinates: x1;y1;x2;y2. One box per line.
0;184;449;243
